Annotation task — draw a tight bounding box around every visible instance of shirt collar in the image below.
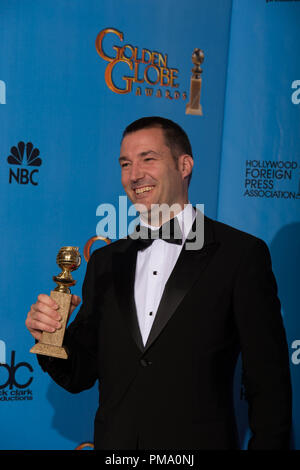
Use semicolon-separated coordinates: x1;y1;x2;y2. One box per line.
139;203;196;243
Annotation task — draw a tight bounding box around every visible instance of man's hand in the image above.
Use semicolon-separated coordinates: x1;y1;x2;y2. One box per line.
25;294;81;341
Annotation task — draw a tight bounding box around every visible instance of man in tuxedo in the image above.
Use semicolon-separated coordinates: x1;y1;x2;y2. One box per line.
25;116;292;450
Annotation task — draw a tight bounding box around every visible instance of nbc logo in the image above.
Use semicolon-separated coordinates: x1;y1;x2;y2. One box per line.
7;141;42;186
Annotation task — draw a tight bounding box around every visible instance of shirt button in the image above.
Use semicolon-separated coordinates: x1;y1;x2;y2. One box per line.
153;271;158;275
140;358;152;367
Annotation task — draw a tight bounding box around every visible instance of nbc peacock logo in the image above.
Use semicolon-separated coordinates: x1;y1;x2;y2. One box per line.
7;141;42;186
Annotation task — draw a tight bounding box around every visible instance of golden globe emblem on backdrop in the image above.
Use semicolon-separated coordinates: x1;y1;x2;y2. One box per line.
30;246;81;359
83;235;111;262
186;48;204;116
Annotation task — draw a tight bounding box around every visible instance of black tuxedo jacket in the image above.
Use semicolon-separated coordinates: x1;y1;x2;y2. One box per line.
38;214;292;450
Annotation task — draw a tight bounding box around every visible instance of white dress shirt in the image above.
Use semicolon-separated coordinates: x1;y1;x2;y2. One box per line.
134;203;196;346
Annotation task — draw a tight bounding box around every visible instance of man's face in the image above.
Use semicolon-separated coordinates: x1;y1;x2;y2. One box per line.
119;127;189;218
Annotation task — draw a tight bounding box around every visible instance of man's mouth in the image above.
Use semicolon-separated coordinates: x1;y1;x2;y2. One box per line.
134;186;155;195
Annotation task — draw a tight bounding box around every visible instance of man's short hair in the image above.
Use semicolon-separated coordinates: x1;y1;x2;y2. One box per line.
122;116;194;185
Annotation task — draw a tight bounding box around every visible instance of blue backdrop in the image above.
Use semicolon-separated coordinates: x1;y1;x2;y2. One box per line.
0;0;299;450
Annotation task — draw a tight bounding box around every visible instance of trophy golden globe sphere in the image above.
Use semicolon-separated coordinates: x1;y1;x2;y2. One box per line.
191;48;204;78
192;48;204;66
53;246;81;293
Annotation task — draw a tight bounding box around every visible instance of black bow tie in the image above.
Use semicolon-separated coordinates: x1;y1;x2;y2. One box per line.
134;217;183;251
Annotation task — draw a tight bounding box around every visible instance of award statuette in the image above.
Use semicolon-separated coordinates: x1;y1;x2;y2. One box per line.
30;246;81;359
186;48;204;116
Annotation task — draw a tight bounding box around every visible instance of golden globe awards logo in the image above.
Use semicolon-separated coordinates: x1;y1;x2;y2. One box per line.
95;28;187;101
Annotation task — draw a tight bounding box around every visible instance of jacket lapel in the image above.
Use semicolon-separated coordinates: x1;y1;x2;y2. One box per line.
112;240;144;352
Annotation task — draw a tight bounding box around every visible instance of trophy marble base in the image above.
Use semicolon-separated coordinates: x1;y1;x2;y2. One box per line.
30;342;68;359
185;103;203;115
30;290;72;360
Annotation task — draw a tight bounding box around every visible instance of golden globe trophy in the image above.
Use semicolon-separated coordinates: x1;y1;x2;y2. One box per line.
30;246;81;359
186;48;204;116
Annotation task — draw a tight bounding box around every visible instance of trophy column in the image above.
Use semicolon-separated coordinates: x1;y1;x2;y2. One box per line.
30;246;81;360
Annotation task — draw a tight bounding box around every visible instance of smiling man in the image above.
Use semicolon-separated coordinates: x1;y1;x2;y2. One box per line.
119;120;193;225
25;116;292;450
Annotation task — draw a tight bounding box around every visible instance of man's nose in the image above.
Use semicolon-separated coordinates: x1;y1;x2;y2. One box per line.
130;162;145;182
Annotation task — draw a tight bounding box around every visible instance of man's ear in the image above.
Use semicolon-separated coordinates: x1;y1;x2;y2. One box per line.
179;154;194;180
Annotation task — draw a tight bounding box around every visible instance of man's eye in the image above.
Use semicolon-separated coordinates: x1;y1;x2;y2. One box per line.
121;162;129;168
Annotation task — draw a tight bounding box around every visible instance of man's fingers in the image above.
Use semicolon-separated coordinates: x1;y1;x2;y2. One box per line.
69;295;81;316
37;293;58;309
26;313;61;333
25;293;63;341
71;295;81;306
32;302;61;320
26;293;80;341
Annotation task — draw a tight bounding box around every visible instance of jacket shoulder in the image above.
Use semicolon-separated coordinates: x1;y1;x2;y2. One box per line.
88;236;132;262
207;216;268;251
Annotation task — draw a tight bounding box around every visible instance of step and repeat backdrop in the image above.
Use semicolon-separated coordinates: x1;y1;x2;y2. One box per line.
0;0;299;450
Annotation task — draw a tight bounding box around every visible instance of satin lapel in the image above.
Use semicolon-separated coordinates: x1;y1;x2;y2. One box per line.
112;240;144;352
144;214;219;352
